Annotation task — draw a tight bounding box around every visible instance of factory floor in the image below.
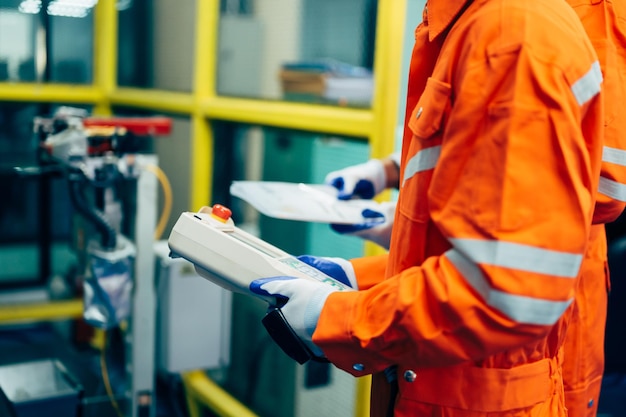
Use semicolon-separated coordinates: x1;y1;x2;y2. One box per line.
1;322;623;417
0;322;190;417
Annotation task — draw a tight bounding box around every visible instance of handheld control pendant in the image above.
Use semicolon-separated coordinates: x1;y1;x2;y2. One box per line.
167;205;353;363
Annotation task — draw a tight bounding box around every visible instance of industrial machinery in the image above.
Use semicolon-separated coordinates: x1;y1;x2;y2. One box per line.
1;107;172;417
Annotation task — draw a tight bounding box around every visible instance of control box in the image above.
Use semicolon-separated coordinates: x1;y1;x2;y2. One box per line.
155;240;231;373
167;205;353;304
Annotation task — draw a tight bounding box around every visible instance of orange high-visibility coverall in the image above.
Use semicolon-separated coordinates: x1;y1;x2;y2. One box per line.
561;1;626;416
312;0;605;415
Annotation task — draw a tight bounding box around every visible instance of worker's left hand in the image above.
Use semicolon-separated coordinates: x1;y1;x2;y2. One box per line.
330;201;396;250
250;276;339;357
325;159;387;200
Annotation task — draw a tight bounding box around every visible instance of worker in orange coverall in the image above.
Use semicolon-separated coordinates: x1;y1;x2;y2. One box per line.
320;1;626;416
250;0;605;415
560;1;626;416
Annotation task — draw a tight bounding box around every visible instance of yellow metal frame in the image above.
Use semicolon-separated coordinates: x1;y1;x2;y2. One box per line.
0;83;102;103
0;0;407;415
182;370;259;417
0;299;83;324
92;0;116;115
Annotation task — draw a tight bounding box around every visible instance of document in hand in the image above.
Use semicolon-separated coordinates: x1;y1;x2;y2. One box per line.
230;181;382;225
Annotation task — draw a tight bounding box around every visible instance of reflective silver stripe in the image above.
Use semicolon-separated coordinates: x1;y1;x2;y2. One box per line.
449;238;582;278
599;176;626;202
571;61;602;106
446;249;574;325
599;147;626;201
603;146;626;167
401;146;441;186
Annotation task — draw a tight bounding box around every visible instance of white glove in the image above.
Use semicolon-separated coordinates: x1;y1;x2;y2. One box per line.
325;159;386;200
297;255;358;289
249;276;339;357
331;201;396;250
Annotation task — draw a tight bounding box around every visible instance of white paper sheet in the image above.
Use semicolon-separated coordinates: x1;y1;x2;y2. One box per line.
230;181;382;224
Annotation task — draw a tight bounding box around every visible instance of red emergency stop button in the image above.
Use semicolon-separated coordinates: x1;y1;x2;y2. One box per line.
210;204;232;223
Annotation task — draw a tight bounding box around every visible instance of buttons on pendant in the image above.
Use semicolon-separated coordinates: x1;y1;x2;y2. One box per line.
352;363;365;372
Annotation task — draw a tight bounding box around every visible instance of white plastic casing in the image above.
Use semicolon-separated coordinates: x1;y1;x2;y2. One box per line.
167;208;353;304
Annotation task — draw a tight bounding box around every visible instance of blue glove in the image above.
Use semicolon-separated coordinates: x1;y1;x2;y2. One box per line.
324;159;387;200
330;201;396;250
250;276;340;357
297;255;358;289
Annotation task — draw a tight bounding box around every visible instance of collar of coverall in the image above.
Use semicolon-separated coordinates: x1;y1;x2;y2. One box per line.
427;0;473;41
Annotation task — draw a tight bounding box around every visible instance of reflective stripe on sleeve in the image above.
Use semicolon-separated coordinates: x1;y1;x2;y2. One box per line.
444;238;582;325
445;248;574;326
402;146;441;186
599;146;626;201
571;61;602;106
599;176;626;202
602;146;626;166
448;238;583;278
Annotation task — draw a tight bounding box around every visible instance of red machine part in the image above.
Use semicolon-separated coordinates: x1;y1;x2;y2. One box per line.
83;116;172;136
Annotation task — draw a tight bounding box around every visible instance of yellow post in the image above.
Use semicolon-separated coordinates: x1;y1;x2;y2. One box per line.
189;0;220;210
355;375;373;417
370;0;407;161
93;0;118;116
365;0;408;259
358;0;408;415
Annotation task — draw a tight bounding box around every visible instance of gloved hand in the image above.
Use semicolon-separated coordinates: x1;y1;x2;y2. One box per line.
297;255;358;289
325;159;386;200
250;276;339;357
330;201;396;250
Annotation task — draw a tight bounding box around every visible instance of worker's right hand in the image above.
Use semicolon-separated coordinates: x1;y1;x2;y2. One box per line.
250;275;338;358
297;255;358;289
330;201;396;250
325;159;387;200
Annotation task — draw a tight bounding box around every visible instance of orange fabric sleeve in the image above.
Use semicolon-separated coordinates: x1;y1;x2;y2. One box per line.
350;254;388;290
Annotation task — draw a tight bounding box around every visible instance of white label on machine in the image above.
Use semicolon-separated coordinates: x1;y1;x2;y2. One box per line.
167;206;353;304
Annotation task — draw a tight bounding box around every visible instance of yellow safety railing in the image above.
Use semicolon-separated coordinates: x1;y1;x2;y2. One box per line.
0;0;407;416
0;299;83;324
108;88;195;115
182;370;259;417
0;83;102;103
92;0;117;116
201;96;375;137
